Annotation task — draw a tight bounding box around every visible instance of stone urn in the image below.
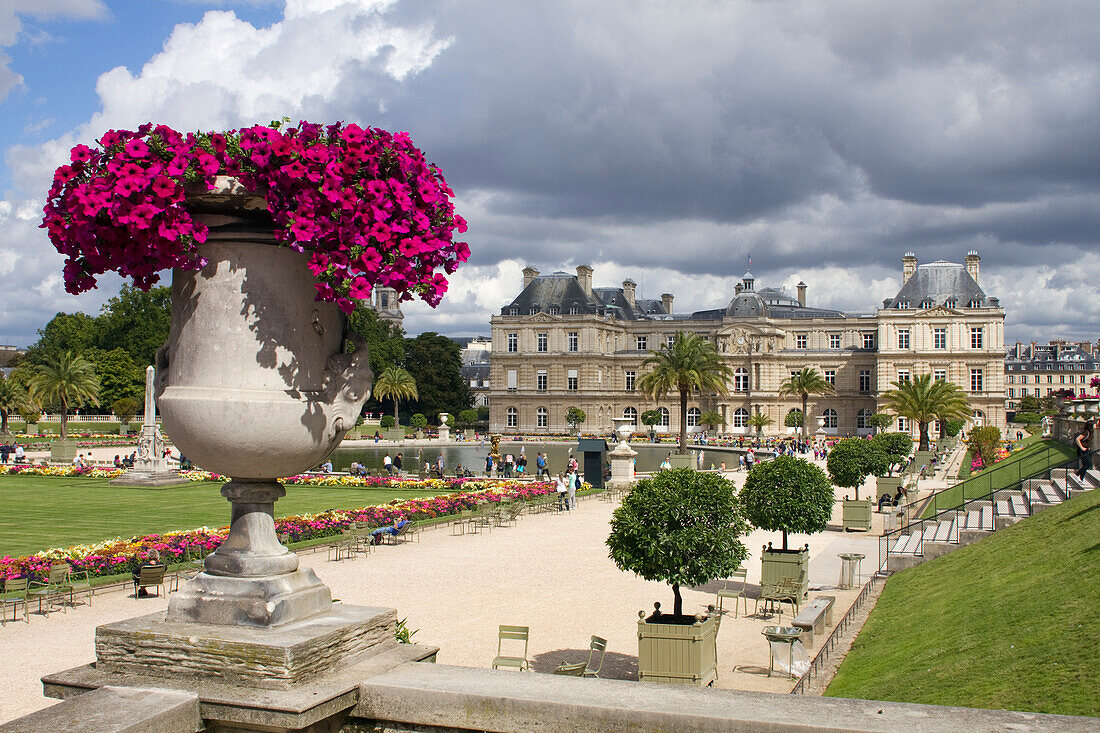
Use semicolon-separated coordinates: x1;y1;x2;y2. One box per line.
155;179;372;627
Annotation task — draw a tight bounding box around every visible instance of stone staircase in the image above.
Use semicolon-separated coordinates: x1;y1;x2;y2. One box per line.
885;467;1100;573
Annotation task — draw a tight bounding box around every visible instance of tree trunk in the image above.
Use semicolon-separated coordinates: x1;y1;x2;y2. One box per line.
0;409;8;435
918;422;929;451
60;399;68;441
394;398;399;425
678;388;688;455
782;529;789;551
801;394;808;440
672;583;683;617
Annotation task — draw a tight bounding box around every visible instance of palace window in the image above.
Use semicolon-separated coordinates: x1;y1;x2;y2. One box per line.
822;408;838;429
636;335;647;351
859;370;871;392
829;333;841;349
934;368;947;382
970;327;984;349
537;332;548;352
507;369;517;391
507;333;517;353
568;331;578;352
796;334;808;349
658;407;670;426
897;369;911;384
898;329;910;349
623;407;638;425
862;332;876;349
824;369;836;386
506;407;517;428
529;307;539;315
569;305;579;315
667;334;676;349
537;370;547;391
897;416;909;431
732;408;748;428
971;368;984;392
1008;388;1016;398
548;305;559;316
536;407;548;428
857;408;872;430
933;327;946;349
920;299;934;309
687;407;701;427
508;307;518;316
567;369;578;391
734;368;749;392
625;371;636;391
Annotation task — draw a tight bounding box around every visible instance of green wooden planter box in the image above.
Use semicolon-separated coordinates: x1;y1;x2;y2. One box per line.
760;546;809;598
381;428;406;441
842;498;873;532
668;454;693;469
637;612;718;686
50;440;78;464
913;450;934;470
876;475;903;496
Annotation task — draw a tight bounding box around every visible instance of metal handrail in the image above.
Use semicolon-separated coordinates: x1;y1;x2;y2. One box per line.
878;448;1091;571
790;574;883;694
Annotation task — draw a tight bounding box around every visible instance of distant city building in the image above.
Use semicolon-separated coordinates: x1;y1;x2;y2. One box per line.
488;252;1006;437
370;286;403;328
453;336;491;408
1004;341;1100;412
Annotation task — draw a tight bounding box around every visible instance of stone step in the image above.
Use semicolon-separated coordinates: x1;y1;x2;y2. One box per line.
1038;483;1064;505
1009;492;1029;516
932;519;953;543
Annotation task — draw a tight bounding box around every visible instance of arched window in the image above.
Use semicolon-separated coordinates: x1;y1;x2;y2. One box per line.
822;408;838;429
536;407;548;428
734;368;749;392
623;406;638;425
856;408;872;430
972;410;985;427
506;407;518;428
732;408;749;428
658;407;670;427
687;407;701;427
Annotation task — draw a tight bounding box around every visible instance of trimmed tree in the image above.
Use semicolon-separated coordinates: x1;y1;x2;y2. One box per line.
380;414;396;429
968;425;1002;470
784;409;803;429
826;438;889;500
868;412;894;435
409;413;428;433
637;333;733;455
739;456;833;550
640;409;662;439
457;408;479;430
112;396;140;427
607;468;748;618
566;406;587;433
778;368;835;439
872;432;913;476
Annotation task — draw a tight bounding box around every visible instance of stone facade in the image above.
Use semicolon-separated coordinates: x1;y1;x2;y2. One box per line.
1004;341;1100;412
489;252;1006;438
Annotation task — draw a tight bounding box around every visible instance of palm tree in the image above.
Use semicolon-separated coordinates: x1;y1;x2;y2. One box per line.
880;373;971;451
638;333;733;454
372;365;418;425
28;351;100;441
0;375;24;435
699;410;724;433
748;411;774;438
779;368;836;439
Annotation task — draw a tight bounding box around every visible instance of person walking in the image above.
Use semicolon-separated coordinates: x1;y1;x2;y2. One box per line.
436;453;445;478
393;452;403;474
535;452;548;479
567;468;579;510
1074;420;1094;480
554;472;568;511
484;453;493;476
383;453;393;475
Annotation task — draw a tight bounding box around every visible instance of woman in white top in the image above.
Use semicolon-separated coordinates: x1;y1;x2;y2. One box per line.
554;473;568;511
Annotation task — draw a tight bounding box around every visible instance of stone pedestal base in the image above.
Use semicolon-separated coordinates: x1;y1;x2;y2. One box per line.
166;567;333;627
96;605;396;689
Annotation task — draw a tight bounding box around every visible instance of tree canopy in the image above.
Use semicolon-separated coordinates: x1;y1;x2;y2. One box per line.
881;374;971;451
872;432;914;476
28;351;100;440
372;365;418;425
778;368;835;439
638;333;732;455
826;438;889;500
566;407;586;431
607;468;748;618
739;456;833;549
403;332;470;422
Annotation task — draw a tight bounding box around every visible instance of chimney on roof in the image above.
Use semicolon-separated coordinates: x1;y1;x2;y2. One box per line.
796;281;807;307
522;266;539;289
965;250;980;284
661;293;674;314
576;264;593;297
902;252;917;283
734;282;743;295
622;279;637;309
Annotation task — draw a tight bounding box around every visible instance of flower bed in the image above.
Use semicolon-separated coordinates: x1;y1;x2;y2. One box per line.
0;480;567;581
0;464;125;479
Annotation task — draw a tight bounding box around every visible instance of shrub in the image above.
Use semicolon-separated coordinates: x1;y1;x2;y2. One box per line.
827;438;889;500
872;432;913;476
380;415;396;429
739;456;832;550
410;413;428;431
607;468;748;618
968;426;1002;469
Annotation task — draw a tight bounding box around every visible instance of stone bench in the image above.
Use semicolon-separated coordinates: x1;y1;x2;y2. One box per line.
792;596;834;647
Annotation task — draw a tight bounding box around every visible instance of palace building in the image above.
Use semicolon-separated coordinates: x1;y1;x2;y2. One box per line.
487;252;1006;438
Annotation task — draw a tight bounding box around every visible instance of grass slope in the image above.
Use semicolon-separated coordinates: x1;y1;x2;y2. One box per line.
827;488;1100;716
923;437;1075;518
0;476;449;557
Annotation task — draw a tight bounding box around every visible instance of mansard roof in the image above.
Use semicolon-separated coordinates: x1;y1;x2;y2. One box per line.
503;273;667;320
884;260;997;309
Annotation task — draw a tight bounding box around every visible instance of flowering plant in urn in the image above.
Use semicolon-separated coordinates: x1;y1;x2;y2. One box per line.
41;121;469;627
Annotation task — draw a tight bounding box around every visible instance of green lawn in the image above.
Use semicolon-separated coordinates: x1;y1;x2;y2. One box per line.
827;487;1100;716
922;437;1075;518
0;476;449;557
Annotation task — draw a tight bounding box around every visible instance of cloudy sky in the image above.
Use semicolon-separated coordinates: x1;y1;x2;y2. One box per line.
1;0;1098;347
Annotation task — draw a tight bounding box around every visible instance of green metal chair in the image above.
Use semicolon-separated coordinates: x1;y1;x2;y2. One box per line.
716;568;748;618
553;635;607;678
67;570;93;607
553;661;587;676
29;564;72;615
491;625;530;671
134;564;167;598
0;577;29;624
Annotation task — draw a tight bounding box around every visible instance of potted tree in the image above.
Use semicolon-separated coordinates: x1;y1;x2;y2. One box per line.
409;413;427;440
739;456;832;598
565;406;586;437
640;409;662;443
871;432;913;497
784;409;803;435
748;411;773;438
867;412;894;436
19;402;41;436
457;408;479;439
826;438;888;531
112;396;139;437
607;468;748;685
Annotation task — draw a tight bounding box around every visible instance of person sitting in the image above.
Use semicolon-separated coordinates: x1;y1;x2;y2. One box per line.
319;460;333;473
877;493;893;512
113;454;123;468
132;550;164;597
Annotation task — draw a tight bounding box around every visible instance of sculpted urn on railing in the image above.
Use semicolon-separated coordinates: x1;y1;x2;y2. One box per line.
44;120;470;628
